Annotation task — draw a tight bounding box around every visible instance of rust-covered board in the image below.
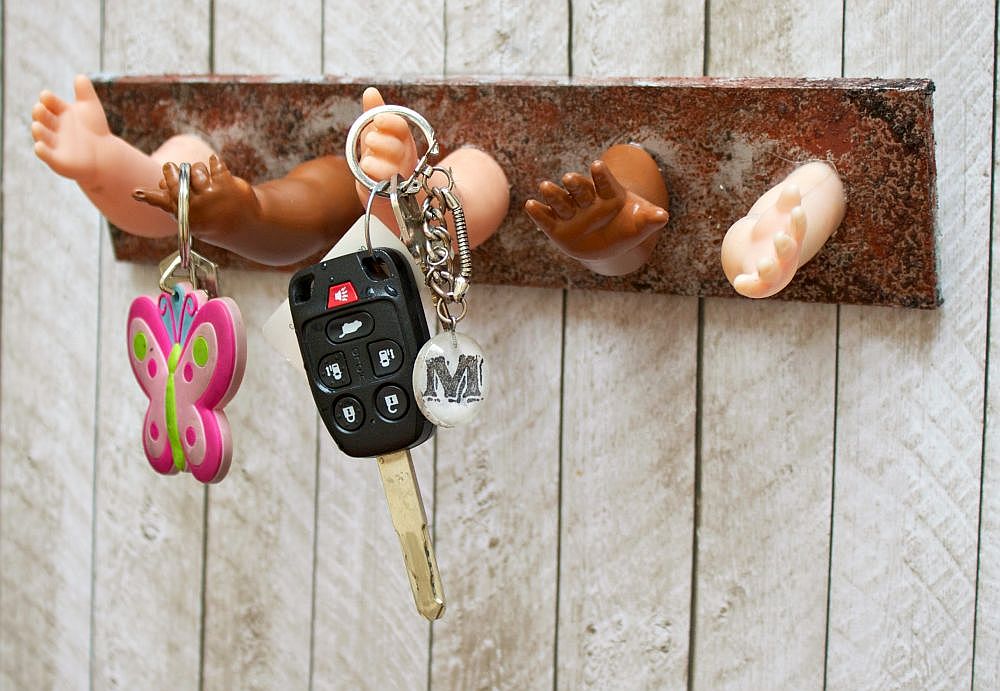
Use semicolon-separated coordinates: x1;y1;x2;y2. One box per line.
94;75;938;308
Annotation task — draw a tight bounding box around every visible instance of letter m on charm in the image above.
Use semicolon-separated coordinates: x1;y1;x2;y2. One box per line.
422;355;483;403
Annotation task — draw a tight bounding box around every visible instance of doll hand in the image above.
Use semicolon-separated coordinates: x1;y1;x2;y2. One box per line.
31;75;112;186
525;160;669;262
721;185;807;298
355;87;419;203
133;155;260;243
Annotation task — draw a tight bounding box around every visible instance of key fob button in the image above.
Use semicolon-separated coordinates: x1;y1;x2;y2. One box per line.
376;385;409;420
327;280;359;308
318;352;351;389
326;312;375;344
369;339;404;376
333;396;365;431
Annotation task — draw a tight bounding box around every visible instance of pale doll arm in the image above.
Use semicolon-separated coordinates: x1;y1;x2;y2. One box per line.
31;74;215;238
355;87;509;249
720;161;845;298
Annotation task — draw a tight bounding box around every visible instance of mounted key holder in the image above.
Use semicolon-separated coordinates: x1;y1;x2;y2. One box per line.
94;75;938;308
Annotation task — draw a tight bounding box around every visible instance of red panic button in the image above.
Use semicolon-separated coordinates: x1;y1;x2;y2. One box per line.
328;281;359;308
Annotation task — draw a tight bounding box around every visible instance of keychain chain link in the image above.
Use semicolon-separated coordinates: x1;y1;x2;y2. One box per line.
415;166;472;330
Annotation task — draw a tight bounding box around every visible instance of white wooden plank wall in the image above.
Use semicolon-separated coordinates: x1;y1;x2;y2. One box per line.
560;3;700;689
1;3;100;689
92;5;209;689
694;3;840;690
1;1;998;690
830;2;993;689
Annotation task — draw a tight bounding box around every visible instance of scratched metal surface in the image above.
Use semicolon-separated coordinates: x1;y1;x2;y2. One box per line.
94;75;938;308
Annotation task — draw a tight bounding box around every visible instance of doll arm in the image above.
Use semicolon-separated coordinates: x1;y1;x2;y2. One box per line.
136;154;364;266
355;87;509;249
524;144;670;276
31;74;215;238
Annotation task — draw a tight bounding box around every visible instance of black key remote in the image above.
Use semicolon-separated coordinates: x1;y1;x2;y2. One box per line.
289;247;434;458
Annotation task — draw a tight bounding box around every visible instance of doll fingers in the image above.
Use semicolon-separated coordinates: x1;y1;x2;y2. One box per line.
562;172;596;208
789;206;807;244
774;232;798;264
162;162;180;193
635;204;669;234
539;180;576;220
34;141;56;167
38;90;68;115
733;272;764;296
362;86;386;112
757;257;781;284
73;74;99;103
133;186;175;213
525;198;559;234
190;161;211;192
32;102;58;130
30;121;56;147
372;112;411;140
363;130;408;163
590;160;626;201
208;154;228;178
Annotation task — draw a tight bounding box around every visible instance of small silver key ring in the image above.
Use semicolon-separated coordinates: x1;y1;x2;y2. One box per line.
345;104;439;195
159;162;199;292
177;162;192;274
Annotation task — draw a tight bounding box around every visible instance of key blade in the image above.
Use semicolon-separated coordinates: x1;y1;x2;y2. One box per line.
376;450;445;620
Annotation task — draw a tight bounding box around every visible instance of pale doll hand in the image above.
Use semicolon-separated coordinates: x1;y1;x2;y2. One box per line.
31;75;112;186
525;160;669;262
132;155;261;244
355;87;419;205
721;185;807;298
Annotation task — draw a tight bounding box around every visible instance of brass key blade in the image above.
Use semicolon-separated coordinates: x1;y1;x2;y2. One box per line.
376;450;445;620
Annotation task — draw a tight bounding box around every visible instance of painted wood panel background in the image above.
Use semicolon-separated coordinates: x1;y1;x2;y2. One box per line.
0;1;996;690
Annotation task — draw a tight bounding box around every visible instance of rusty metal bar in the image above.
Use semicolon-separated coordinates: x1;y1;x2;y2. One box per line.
95;75;938;308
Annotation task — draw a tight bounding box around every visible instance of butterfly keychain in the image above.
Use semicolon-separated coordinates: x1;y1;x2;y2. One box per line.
126;163;247;483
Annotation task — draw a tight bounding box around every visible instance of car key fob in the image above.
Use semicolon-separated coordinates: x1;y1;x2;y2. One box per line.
289;247;435;458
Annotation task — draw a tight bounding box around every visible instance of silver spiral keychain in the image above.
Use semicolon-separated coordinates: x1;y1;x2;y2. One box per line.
346;104;489;427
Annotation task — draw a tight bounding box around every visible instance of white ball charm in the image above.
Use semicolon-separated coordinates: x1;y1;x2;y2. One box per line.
413;330;489;428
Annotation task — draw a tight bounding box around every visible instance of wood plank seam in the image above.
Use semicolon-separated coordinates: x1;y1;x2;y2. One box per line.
88;3;107;687
822;8;848;683
87;218;104;689
552;288;567;691
687;299;705;691
823;306;843;690
971;5;1000;686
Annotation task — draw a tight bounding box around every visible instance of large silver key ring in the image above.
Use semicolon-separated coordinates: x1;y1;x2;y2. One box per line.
345;104;439;195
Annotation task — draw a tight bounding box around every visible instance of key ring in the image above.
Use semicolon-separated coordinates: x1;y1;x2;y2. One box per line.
177;162;192;273
345;104;439;195
363;178;391;261
157;163;222;297
159;163;198;292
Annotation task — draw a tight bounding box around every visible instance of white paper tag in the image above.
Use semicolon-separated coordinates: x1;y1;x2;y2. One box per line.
262;215;434;369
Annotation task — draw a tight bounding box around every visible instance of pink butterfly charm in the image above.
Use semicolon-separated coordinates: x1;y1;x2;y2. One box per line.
127;282;247;483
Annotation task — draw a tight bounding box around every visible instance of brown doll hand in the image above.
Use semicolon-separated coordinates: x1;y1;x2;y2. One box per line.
525;160;668;263
133;155;261;243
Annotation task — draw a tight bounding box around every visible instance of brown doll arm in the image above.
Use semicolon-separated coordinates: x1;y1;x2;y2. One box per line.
135;154;364;266
525;144;669;276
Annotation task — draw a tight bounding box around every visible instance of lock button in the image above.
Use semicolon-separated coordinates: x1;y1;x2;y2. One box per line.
334;395;365;431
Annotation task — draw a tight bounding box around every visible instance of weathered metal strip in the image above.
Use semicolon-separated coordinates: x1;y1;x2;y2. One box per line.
95;75;938;308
